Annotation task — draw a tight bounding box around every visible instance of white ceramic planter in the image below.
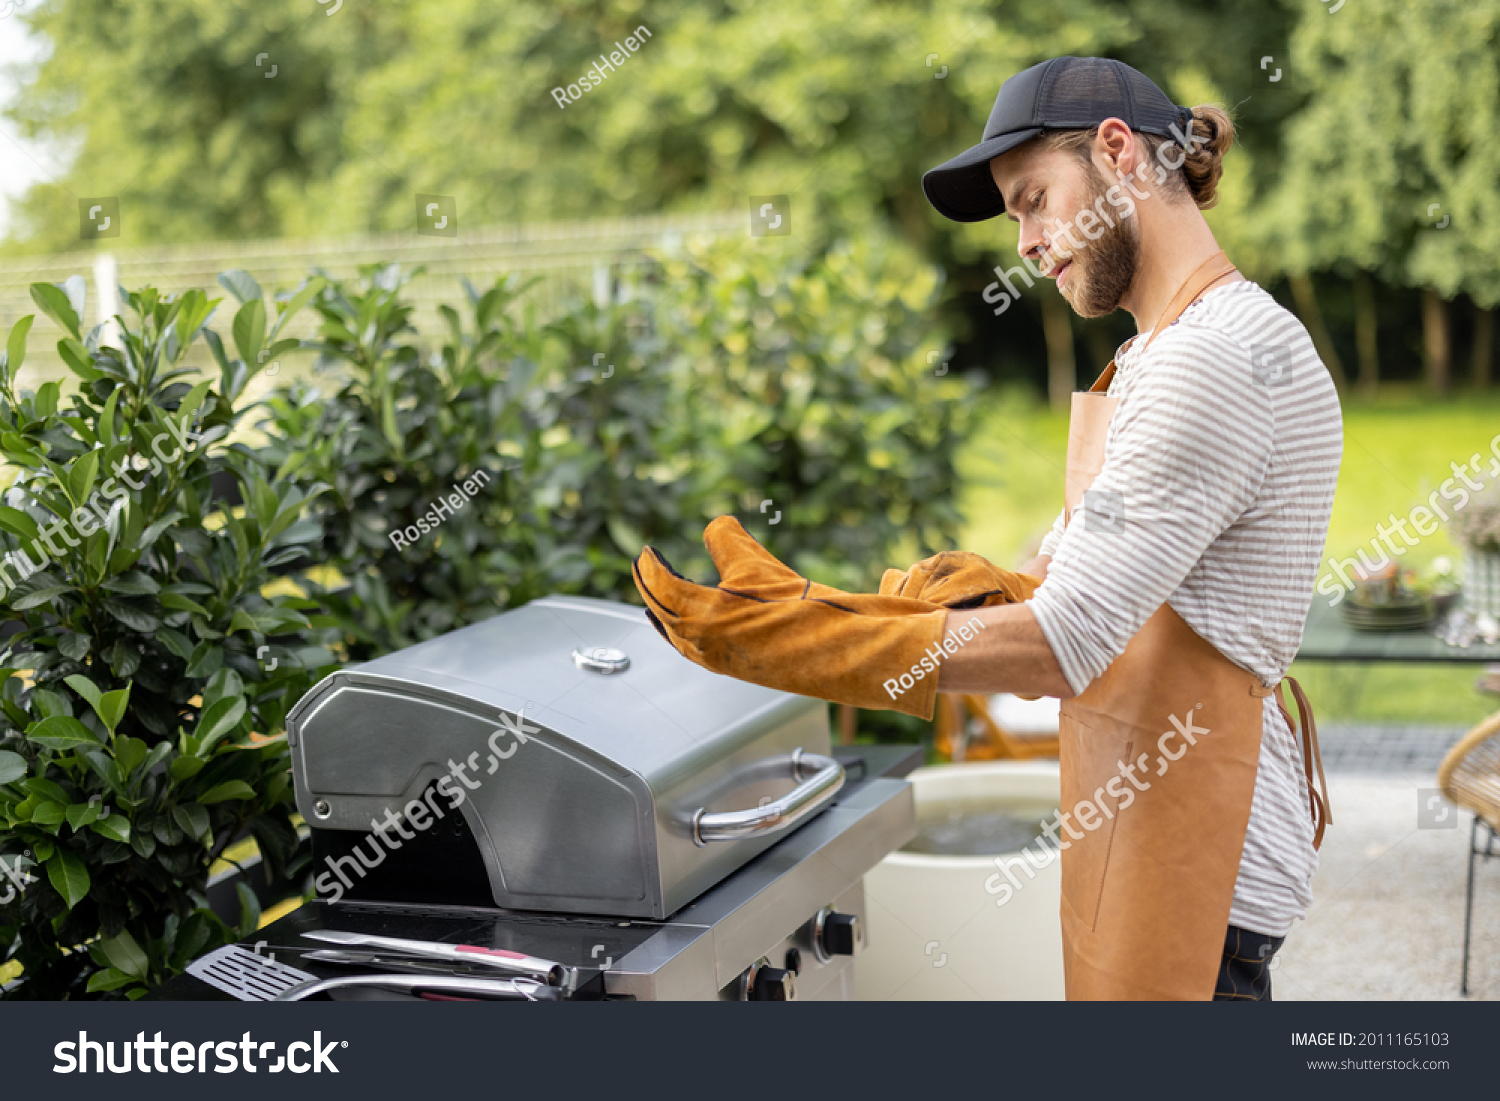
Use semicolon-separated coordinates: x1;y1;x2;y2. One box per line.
857;761;1065;1000
1464;549;1500;619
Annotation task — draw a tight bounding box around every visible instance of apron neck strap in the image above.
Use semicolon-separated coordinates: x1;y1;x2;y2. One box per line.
1086;250;1239;394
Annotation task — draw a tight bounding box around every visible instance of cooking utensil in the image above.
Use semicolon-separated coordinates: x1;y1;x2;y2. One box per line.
302;929;576;989
272;972;562;1002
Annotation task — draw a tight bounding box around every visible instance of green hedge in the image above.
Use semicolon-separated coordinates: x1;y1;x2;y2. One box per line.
1;232;974;996
266;232;977;657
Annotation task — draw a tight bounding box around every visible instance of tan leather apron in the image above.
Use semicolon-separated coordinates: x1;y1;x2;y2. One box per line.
1057;251;1332;1001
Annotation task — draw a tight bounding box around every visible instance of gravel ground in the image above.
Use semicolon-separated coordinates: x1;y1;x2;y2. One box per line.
1273;762;1499;1001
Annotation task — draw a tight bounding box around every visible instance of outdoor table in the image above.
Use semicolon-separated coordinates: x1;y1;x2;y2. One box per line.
1298;598;1500;664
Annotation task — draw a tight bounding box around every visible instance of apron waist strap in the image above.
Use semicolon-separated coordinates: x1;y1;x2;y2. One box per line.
1272;677;1333;849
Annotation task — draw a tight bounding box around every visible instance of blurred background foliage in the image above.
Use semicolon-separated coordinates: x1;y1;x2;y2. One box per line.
6;0;1499;400
262;230;975;657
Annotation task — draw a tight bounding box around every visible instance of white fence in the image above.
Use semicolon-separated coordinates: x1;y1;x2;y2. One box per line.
0;211;746;390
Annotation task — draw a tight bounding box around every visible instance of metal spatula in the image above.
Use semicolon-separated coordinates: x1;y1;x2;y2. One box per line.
186;945;319;1001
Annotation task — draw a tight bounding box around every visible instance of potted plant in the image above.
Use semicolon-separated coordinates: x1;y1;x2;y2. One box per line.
1453;485;1500;619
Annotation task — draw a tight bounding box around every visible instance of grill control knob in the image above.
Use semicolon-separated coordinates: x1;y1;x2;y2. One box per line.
814;909;863;960
747;960;796;1001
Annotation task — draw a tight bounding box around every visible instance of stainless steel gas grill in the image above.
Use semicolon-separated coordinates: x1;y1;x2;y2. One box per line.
158;596;918;1002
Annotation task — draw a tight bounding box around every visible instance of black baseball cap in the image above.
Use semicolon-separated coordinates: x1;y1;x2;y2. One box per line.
922;56;1195;223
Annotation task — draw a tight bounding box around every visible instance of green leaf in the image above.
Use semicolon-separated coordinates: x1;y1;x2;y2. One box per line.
98;687;130;734
217;269;262;306
159;591;210;617
142;739;172;774
65;450;100;508
232;298;267;366
29;282;80;340
0;505;39;541
176;379;213;428
57;631;91;661
102;570;160;595
63;674;102;712
173;802;209;842
98;387;121;444
103;599;161;633
0;749;26;784
169;756;206;783
5;313;32;372
236;881;261;937
45;848;90;907
193;695;246;756
174;288;217;350
91;814;131;843
86;968;135;993
12;585;74;610
62;274;86;324
35;380;59;416
26;715;103;751
184;642;223;679
607;516;646;557
271;276;325;335
99;929;148;979
65;800;102;830
33;689;71;719
380;389;402;452
23;776;69;804
57;337;103;382
107;639;142;679
79;750;124;796
155;627;194;660
31;800;65;827
113;735;148;775
199;780;256;804
136;510;186;551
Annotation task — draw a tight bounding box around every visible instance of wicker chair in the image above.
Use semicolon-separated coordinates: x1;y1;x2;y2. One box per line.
1437;710;1500;995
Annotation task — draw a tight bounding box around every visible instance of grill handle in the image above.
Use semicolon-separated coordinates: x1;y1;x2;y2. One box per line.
691;749;845;846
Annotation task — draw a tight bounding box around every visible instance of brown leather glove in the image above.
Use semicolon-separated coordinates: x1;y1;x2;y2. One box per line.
880;550;1041;608
633;516;952;719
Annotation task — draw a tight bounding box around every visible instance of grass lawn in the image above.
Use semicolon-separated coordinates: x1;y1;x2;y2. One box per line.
957;383;1500;725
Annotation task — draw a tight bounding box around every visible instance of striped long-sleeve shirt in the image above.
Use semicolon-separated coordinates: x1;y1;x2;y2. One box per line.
1029;280;1344;937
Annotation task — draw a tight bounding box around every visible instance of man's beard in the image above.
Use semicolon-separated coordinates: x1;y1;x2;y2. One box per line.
1050;167;1140;318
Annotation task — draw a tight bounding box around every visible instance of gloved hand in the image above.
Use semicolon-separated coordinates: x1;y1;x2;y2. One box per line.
633;516;953;719
880;550;1041;608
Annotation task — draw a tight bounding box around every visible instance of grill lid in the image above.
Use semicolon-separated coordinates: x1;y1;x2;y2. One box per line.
288;596;837;918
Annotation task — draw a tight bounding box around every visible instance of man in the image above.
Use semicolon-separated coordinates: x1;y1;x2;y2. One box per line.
635;56;1340;1000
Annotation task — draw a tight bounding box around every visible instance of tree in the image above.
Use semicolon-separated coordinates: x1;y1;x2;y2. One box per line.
7;0;1299;251
1253;0;1500;389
